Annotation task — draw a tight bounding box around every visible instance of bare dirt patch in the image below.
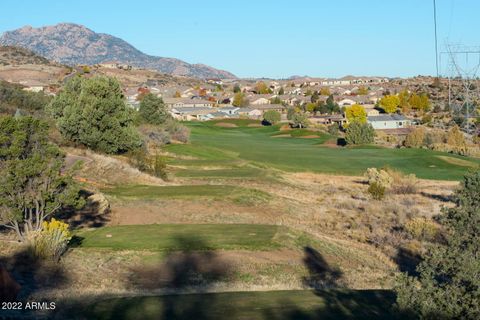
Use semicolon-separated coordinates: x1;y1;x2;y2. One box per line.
247;123;262;127
215;122;238;128
271;134;291;138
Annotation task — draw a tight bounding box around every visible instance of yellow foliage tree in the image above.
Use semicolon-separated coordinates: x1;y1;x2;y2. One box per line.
357;86;369;95
398;89;411;113
345;104;367;123
320;87;331;96
409;93;431;111
379;95;400;113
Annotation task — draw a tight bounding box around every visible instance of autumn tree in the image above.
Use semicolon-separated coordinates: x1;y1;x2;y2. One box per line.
47;76;142;154
357;86;369;95
263;110;281;125
174;91;181;98
379;95;400;113
446;125;466;147
320;87;331;96
139;93;170;125
396;170;480;319
409;93;431;111
232;92;249;107
398;89;411;113
0;116;83;241
345;104;367;123
255;81;272;94
404;127;426;148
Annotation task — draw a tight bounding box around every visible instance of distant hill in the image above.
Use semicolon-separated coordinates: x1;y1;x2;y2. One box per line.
0;45;56;66
0;23;236;79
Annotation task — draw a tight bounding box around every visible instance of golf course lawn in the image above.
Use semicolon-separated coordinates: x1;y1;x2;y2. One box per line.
75;224;291;251
75;289;402;320
165;120;480;180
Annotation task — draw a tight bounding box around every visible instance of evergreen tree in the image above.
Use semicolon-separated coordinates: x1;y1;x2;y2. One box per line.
396;170;480;319
47;76;142;154
139;93;170;125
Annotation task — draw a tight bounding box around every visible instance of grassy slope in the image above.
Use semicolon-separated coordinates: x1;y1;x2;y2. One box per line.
76;224;285;251
76;290;400;320
166;120;479;180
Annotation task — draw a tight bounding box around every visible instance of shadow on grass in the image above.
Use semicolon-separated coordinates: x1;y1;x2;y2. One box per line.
302;246;343;289
420;191;452;203
58;189;110;229
394;247;422;277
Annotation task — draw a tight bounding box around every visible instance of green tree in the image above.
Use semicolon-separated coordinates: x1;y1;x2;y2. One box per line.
396;171;480;319
263;110;281;125
0;116;83;242
379;95;400;113
138;93;170;125
326;95;340;113
278;87;285;95
345;121;375;144
290;112;309;128
287;107;296;120
232;92;249;107
345;104;367;123
47;76;142;154
311;91;319;103
233;84;241;93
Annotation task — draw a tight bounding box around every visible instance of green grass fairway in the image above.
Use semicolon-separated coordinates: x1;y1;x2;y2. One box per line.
175;167;264;179
76;289;402;320
76;224;287;251
165;120;480;180
102;184;237;199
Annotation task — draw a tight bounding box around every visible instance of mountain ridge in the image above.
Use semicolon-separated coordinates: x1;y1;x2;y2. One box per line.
0;23;236;79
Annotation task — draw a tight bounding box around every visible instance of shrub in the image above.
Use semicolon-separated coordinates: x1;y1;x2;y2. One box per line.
263;110;281;125
327;123;339;136
368;182;385;200
404;127;426;148
404;217;439;242
383;167;418;194
365;168;393;189
30;218;72;261
127;148;169;180
446;125;466;147
345;122;375;145
165;120;190;143
137;124;171;150
424;129;445;146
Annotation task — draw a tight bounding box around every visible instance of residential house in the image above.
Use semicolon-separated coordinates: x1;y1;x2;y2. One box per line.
237;108;263;119
164;98;214;109
368;114;412;130
218;106;239;116
170;107;214;121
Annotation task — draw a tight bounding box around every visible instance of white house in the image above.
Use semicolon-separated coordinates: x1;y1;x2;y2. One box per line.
164;98;214;109
368;114;412;130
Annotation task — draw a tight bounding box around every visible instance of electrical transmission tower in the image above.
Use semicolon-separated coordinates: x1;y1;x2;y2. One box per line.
439;45;480;135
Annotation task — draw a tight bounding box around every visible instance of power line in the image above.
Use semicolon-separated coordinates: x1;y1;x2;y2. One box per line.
433;0;439;77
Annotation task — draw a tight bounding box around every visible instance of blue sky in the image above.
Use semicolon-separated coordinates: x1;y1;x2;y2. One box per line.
1;0;478;78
